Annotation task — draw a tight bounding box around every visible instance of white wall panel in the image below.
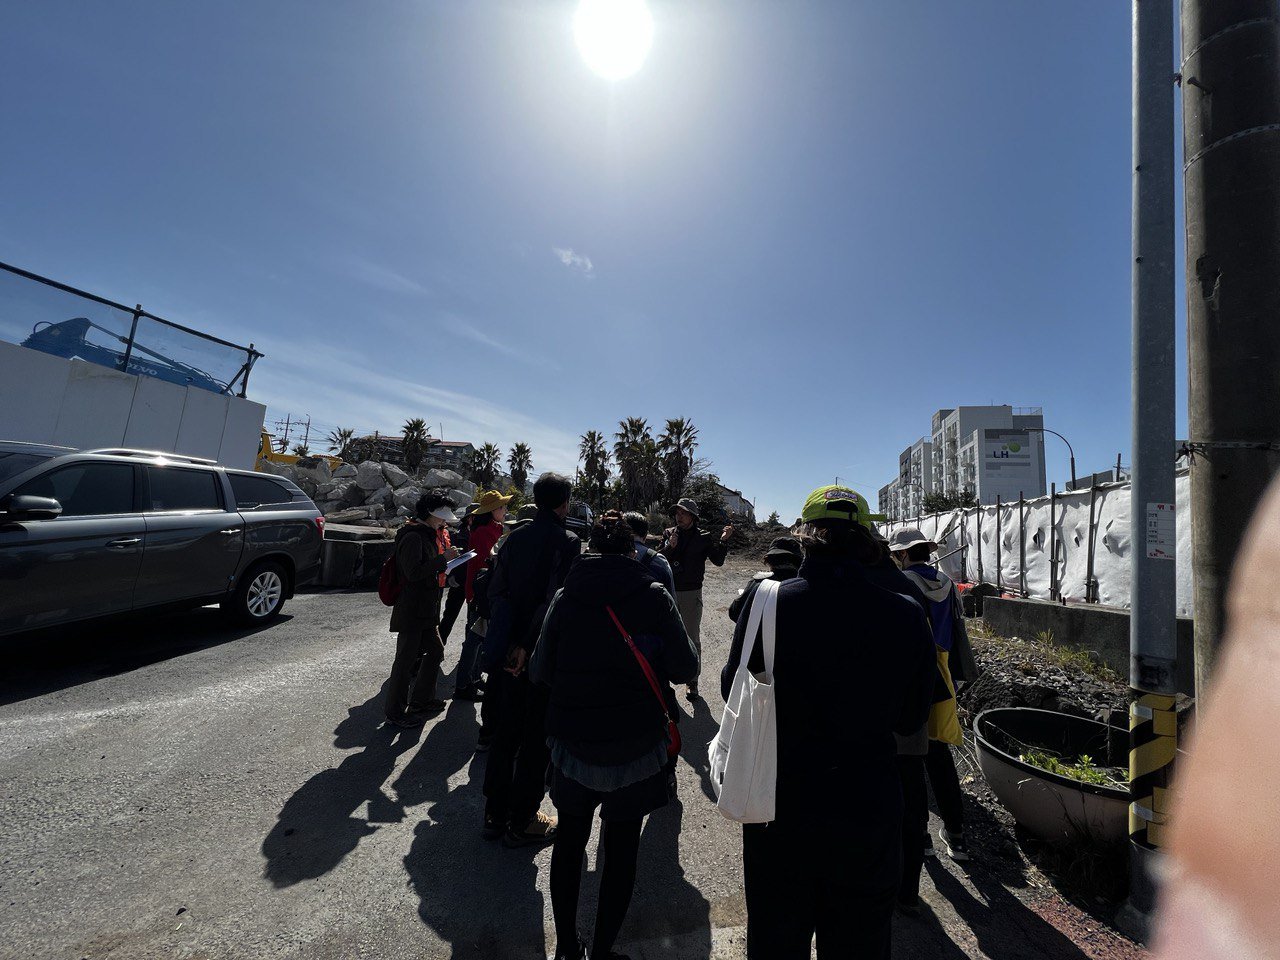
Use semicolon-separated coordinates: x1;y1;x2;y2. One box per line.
52;359;137;449
0;341;72;443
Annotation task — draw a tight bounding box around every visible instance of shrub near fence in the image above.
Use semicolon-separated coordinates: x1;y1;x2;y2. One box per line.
880;470;1193;616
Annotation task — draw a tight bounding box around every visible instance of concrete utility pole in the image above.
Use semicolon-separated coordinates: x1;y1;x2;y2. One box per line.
1120;0;1180;938
1183;0;1280;694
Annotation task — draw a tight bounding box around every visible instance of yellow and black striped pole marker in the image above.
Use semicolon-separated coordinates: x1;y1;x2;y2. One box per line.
1130;691;1177;848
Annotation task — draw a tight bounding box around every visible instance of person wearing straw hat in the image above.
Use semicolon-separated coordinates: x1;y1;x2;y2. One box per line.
888;526;979;864
660;496;732;701
725;485;934;959
453;490;512;701
385;490;461;727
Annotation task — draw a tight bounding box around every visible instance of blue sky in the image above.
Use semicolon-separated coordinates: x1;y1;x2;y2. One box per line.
0;2;1185;519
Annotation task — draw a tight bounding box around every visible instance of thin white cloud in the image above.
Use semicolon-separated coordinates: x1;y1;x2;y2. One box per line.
345;257;431;297
552;246;595;278
250;342;582;475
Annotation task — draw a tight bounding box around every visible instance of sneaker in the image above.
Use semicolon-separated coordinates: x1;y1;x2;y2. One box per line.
482;814;506;841
552;937;587;960
503;812;558;848
386;713;426;729
939;826;971;862
685;683;701;702
922;832;936;858
453;685;484;702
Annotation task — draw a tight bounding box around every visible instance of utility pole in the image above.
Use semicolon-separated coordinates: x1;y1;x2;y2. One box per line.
1183;0;1280;694
278;414;292;453
1119;0;1179;940
301;416;312;451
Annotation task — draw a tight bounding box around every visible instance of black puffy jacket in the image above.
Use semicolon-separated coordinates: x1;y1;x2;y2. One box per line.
531;554;699;766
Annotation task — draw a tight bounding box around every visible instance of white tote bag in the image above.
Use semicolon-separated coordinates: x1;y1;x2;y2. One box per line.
708;577;779;823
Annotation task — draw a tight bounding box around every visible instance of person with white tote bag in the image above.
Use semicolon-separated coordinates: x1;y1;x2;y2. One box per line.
712;485;936;960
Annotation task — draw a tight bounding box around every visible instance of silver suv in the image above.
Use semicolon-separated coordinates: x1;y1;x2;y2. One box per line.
0;441;324;636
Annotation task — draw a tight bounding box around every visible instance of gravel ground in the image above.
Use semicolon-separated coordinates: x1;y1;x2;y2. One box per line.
0;555;1144;959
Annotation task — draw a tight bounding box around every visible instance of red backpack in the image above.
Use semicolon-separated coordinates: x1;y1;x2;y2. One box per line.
378;552;402;606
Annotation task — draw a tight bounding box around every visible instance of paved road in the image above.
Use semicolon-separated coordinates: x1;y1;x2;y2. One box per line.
0;559;1139;959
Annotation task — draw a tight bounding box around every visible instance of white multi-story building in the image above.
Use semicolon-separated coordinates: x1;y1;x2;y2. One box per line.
930;406;1047;504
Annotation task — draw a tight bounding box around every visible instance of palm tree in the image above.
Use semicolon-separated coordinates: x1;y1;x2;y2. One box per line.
578;430;611;508
466;441;502;488
508;442;533;491
291;443;311;457
614;418;665;509
326;427;355;460
658;417;699;500
402;418;432;473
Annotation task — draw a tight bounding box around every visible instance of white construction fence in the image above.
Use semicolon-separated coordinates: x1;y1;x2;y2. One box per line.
879;471;1193;617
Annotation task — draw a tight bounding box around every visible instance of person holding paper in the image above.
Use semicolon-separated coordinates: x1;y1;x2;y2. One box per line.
455;489;511;701
386;490;460;727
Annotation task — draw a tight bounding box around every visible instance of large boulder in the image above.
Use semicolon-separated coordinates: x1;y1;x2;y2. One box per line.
333;463;358;480
445;488;471;509
382;463;411;488
258;459;297;481
295;476;319;499
294;456;333;484
355;461;385;492
340;482;367;508
455;479;478;499
324;507;369;525
367;484;396;510
393;485;423;511
315;480;338;500
423;468;466;490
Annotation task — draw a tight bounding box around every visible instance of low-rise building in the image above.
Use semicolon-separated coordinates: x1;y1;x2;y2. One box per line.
717;483;756;524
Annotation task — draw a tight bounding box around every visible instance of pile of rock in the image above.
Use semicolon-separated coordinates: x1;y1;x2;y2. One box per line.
258;457;479;530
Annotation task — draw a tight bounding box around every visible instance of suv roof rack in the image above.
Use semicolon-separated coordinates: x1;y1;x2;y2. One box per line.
86;448;219;465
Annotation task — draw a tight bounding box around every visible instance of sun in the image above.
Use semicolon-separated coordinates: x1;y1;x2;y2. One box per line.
574;0;654;81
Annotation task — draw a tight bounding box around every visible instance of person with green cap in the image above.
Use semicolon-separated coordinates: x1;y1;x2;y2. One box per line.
724;485;935;959
660;496;733;701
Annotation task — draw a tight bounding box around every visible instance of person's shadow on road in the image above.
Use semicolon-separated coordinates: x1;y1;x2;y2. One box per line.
679;698;722;803
261;684;420;888
399;699;548;959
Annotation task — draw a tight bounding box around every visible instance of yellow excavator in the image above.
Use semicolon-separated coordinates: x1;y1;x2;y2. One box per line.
257;432;344;471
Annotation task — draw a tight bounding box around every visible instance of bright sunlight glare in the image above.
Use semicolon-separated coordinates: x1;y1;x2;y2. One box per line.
573;0;654;81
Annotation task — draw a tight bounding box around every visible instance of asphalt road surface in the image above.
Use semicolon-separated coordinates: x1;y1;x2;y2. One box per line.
0;557;1140;959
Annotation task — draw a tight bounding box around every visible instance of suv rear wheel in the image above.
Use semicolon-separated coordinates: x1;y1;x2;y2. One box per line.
225;559;288;625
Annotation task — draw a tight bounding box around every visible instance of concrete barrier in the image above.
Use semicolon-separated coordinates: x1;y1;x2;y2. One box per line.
981;595;1195;697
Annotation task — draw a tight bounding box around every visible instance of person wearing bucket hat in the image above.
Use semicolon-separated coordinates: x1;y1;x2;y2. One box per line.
452;490;513;702
889;527;980;866
724;483;934;958
385;490;461;726
660;497;733;701
726;536;801;624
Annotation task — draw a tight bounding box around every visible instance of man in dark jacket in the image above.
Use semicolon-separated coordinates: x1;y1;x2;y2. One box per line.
727;536;802;623
482;472;581;847
723;486;935;959
661;496;732;701
438;502;478;642
386;491;460;727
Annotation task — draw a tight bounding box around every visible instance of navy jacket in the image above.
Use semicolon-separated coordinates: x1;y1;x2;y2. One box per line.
723;553;935;821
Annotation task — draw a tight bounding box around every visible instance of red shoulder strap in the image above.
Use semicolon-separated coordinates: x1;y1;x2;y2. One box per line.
605;605;672;723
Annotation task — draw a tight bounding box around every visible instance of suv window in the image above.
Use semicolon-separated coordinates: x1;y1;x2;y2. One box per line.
229;474;294;509
0;452;55;484
15;463;136;517
147;467;223;512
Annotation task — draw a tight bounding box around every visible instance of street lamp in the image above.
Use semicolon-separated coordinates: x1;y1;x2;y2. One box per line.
1024;426;1077;490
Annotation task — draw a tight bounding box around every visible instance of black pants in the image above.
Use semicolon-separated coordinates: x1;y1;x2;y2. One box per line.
482;668;551;826
551;812;643;958
439;585;466;641
385;623;444;719
742;815;899;959
897;756;928;903
925;740;965;834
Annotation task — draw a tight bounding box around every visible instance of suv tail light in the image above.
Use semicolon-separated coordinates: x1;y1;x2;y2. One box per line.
315;516;326;536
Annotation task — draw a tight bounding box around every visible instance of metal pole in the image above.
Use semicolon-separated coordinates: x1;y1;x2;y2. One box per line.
1049;483;1059;601
1086;484;1099;603
1183;0;1280;694
1019;492;1027;597
1118;0;1181;938
121;303;142;374
960;508;969;582
995;496;1003;594
976;507;985;584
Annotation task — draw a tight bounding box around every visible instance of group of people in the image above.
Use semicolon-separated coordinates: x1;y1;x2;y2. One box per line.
381;475;975;960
